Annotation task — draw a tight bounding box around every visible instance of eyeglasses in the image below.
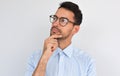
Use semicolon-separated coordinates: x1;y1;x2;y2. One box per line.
49;15;76;27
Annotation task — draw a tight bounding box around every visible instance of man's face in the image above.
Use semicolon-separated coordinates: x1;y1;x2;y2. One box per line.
50;8;77;40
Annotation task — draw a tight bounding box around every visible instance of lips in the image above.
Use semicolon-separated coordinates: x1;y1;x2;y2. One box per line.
52;28;59;32
51;27;61;35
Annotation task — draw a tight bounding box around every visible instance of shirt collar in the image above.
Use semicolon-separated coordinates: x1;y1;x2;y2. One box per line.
62;43;73;58
53;43;73;58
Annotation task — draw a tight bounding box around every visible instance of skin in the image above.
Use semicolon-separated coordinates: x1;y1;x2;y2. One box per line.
32;7;80;76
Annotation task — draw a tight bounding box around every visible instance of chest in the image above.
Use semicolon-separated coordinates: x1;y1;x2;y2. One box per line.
45;56;86;76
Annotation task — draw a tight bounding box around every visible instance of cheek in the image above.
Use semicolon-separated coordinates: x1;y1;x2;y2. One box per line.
60;25;74;35
62;28;73;35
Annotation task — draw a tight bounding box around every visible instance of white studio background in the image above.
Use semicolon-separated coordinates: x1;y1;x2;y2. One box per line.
0;0;120;76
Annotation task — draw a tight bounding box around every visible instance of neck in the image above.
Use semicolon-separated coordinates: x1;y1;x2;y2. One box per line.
58;39;71;50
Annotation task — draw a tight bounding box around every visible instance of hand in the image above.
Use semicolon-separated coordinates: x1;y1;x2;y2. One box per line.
32;34;62;76
42;34;62;59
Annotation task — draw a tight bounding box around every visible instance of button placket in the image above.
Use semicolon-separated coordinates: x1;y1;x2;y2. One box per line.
58;52;64;76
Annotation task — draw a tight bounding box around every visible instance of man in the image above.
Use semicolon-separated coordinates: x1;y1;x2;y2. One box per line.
25;1;96;76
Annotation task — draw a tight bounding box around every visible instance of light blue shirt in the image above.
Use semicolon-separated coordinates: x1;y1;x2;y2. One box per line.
25;44;96;76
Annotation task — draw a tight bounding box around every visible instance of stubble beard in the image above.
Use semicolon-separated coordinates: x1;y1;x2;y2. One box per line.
50;26;72;41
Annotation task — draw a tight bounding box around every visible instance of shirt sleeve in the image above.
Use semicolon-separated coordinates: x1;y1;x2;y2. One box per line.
87;58;97;76
25;50;42;76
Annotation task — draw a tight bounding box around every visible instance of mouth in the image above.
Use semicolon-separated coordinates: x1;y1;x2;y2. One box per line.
50;27;61;35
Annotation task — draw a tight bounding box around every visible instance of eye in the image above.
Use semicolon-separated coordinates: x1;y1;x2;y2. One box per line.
50;15;57;23
60;18;68;23
53;16;57;21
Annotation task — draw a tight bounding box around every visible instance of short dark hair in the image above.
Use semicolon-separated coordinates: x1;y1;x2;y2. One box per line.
58;1;83;25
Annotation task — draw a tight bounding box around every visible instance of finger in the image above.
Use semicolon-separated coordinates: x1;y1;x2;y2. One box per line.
48;38;57;42
48;39;58;46
51;44;58;52
49;34;62;39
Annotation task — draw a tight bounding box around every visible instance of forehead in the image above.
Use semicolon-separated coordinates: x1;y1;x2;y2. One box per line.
55;8;74;20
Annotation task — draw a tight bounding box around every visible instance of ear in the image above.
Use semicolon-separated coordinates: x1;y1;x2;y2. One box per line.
72;25;80;34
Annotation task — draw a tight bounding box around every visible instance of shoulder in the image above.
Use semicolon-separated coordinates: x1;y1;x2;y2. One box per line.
72;47;96;74
73;47;92;58
28;50;43;67
32;50;43;58
72;47;95;67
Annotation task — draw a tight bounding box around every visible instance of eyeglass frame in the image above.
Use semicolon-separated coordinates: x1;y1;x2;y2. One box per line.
49;15;76;27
